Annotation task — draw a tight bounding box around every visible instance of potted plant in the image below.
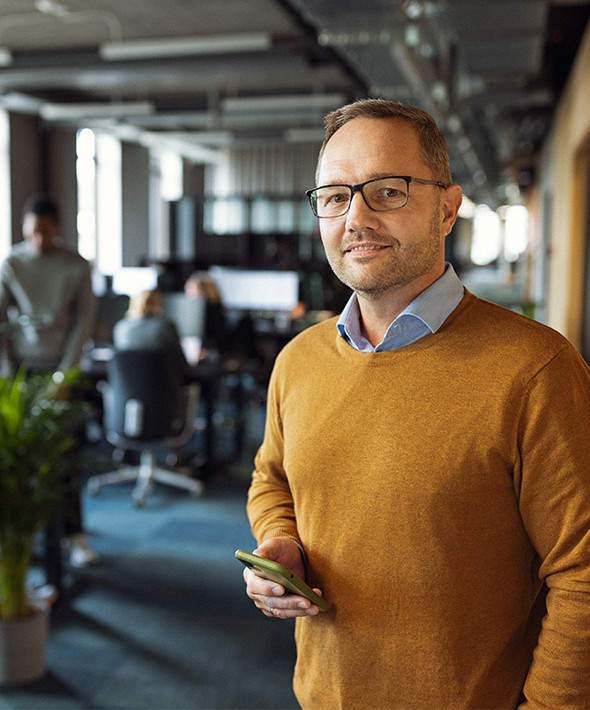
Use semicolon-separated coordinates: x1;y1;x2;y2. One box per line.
0;366;87;684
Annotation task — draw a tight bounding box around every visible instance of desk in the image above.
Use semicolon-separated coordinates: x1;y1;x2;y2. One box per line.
187;360;222;478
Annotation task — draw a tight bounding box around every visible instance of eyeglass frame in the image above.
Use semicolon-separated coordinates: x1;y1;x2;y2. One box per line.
305;175;448;218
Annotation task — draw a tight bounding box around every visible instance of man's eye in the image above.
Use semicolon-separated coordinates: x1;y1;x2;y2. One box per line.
317;190;348;207
328;192;349;204
379;187;403;198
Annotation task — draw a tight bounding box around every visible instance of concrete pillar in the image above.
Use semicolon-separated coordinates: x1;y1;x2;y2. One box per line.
121;141;150;266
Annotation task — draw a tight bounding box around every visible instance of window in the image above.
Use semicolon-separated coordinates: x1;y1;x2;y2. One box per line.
0;110;11;262
76;128;96;262
471;204;501;265
503;205;529;262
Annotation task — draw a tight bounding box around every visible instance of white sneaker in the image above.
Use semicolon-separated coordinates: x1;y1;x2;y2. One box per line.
67;534;101;568
27;583;59;608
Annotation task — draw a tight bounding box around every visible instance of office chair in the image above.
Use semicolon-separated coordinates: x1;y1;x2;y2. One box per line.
87;348;204;506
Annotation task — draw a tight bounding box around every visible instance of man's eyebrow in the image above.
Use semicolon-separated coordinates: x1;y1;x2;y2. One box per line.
317;172;402;186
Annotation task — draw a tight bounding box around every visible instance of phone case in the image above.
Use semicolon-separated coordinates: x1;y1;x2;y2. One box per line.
235;549;330;611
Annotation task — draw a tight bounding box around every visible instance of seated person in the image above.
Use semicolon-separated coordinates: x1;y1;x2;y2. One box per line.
184;272;231;361
113;289;190;379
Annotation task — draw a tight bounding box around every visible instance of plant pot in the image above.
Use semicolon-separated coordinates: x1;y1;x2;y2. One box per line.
0;605;49;685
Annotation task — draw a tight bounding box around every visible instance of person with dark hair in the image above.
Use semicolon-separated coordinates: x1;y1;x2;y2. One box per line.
21;192;60;224
242;100;590;708
0;193;96;373
0;193;98;567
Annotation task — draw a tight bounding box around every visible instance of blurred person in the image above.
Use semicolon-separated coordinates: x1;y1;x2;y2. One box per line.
242;100;590;708
112;288;196;471
0;193;98;568
184;271;230;361
0;194;95;373
113;288;190;377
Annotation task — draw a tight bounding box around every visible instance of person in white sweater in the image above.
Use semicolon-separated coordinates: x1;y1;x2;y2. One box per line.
0;193;98;568
0;194;96;373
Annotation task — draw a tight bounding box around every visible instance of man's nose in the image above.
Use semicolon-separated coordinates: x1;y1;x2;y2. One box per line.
345;190;379;230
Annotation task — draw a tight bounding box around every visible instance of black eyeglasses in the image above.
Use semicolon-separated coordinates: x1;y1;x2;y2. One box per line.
306;175;448;218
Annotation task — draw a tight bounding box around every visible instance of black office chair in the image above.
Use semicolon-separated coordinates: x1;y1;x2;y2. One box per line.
87;348;204;506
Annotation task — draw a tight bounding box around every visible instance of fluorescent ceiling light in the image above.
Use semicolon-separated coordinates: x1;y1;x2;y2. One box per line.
284;127;326;143
40;101;154;121
129;111;212;130
163;130;233;146
139;132;219;164
100;32;271;61
0;92;43;114
222;93;346;113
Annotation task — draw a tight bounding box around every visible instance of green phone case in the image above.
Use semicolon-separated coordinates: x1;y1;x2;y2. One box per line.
235;549;330;611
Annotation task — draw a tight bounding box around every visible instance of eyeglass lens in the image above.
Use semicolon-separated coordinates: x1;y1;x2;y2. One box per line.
310;177;408;217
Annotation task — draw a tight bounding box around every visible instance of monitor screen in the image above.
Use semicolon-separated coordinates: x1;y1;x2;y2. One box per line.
161;293;206;339
112;267;159;296
91;270;108;296
208;267;299;312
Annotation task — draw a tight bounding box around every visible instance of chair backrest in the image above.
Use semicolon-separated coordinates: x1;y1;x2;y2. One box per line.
104;348;188;442
93;292;130;345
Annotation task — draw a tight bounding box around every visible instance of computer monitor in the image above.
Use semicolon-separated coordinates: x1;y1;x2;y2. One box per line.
161;293;206;338
162;293;206;365
112;267;159;296
208;266;299;312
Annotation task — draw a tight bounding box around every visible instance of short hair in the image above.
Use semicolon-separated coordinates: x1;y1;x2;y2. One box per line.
21;193;60;223
318;99;452;185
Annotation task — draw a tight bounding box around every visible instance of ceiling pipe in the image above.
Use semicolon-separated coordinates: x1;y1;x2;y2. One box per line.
100;32;272;61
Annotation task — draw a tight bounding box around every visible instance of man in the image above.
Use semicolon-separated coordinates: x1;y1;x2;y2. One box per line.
0;194;96;373
0;193;98;567
243;100;590;708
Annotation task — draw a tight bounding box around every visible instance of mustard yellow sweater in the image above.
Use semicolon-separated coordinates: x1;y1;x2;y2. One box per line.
247;291;590;709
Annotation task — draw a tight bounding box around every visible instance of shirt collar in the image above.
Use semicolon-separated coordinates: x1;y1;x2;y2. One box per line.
403;263;464;332
337;263;464;348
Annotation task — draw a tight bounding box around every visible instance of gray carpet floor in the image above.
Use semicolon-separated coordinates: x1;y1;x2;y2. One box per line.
0;472;299;710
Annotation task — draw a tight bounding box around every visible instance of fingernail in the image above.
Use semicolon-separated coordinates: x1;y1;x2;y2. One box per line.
271;586;283;595
298;601;309;609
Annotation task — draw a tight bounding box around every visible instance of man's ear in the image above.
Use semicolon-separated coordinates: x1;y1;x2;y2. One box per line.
441;184;463;237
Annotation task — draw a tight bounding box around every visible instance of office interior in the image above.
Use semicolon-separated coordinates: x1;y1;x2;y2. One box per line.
1;0;590;707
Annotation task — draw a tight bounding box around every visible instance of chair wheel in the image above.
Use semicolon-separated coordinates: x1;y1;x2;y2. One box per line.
88;479;101;496
191;481;205;499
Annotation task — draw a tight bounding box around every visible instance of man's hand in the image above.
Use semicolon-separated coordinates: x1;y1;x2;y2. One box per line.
243;537;322;619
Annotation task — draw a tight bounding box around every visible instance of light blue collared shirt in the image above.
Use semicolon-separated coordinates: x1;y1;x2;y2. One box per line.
336;264;465;352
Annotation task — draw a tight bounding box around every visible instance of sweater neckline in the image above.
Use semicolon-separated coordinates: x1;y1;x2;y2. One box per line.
333;289;473;363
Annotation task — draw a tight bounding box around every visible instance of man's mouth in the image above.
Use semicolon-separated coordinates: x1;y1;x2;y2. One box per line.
345;243;391;253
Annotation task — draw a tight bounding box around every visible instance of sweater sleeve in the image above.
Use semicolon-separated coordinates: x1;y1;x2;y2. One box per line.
516;345;590;707
247;359;302;546
0;258;17;370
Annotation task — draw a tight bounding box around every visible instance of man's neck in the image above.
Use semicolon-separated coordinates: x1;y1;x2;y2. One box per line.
357;297;405;347
356;275;441;347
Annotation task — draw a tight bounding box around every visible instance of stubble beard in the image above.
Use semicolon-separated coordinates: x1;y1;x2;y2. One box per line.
326;209;442;300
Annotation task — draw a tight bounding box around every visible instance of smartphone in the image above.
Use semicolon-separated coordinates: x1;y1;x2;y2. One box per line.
235;549;330;612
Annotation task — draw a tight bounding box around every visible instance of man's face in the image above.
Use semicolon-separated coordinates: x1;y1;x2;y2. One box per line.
22;213;59;255
316;117;460;300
